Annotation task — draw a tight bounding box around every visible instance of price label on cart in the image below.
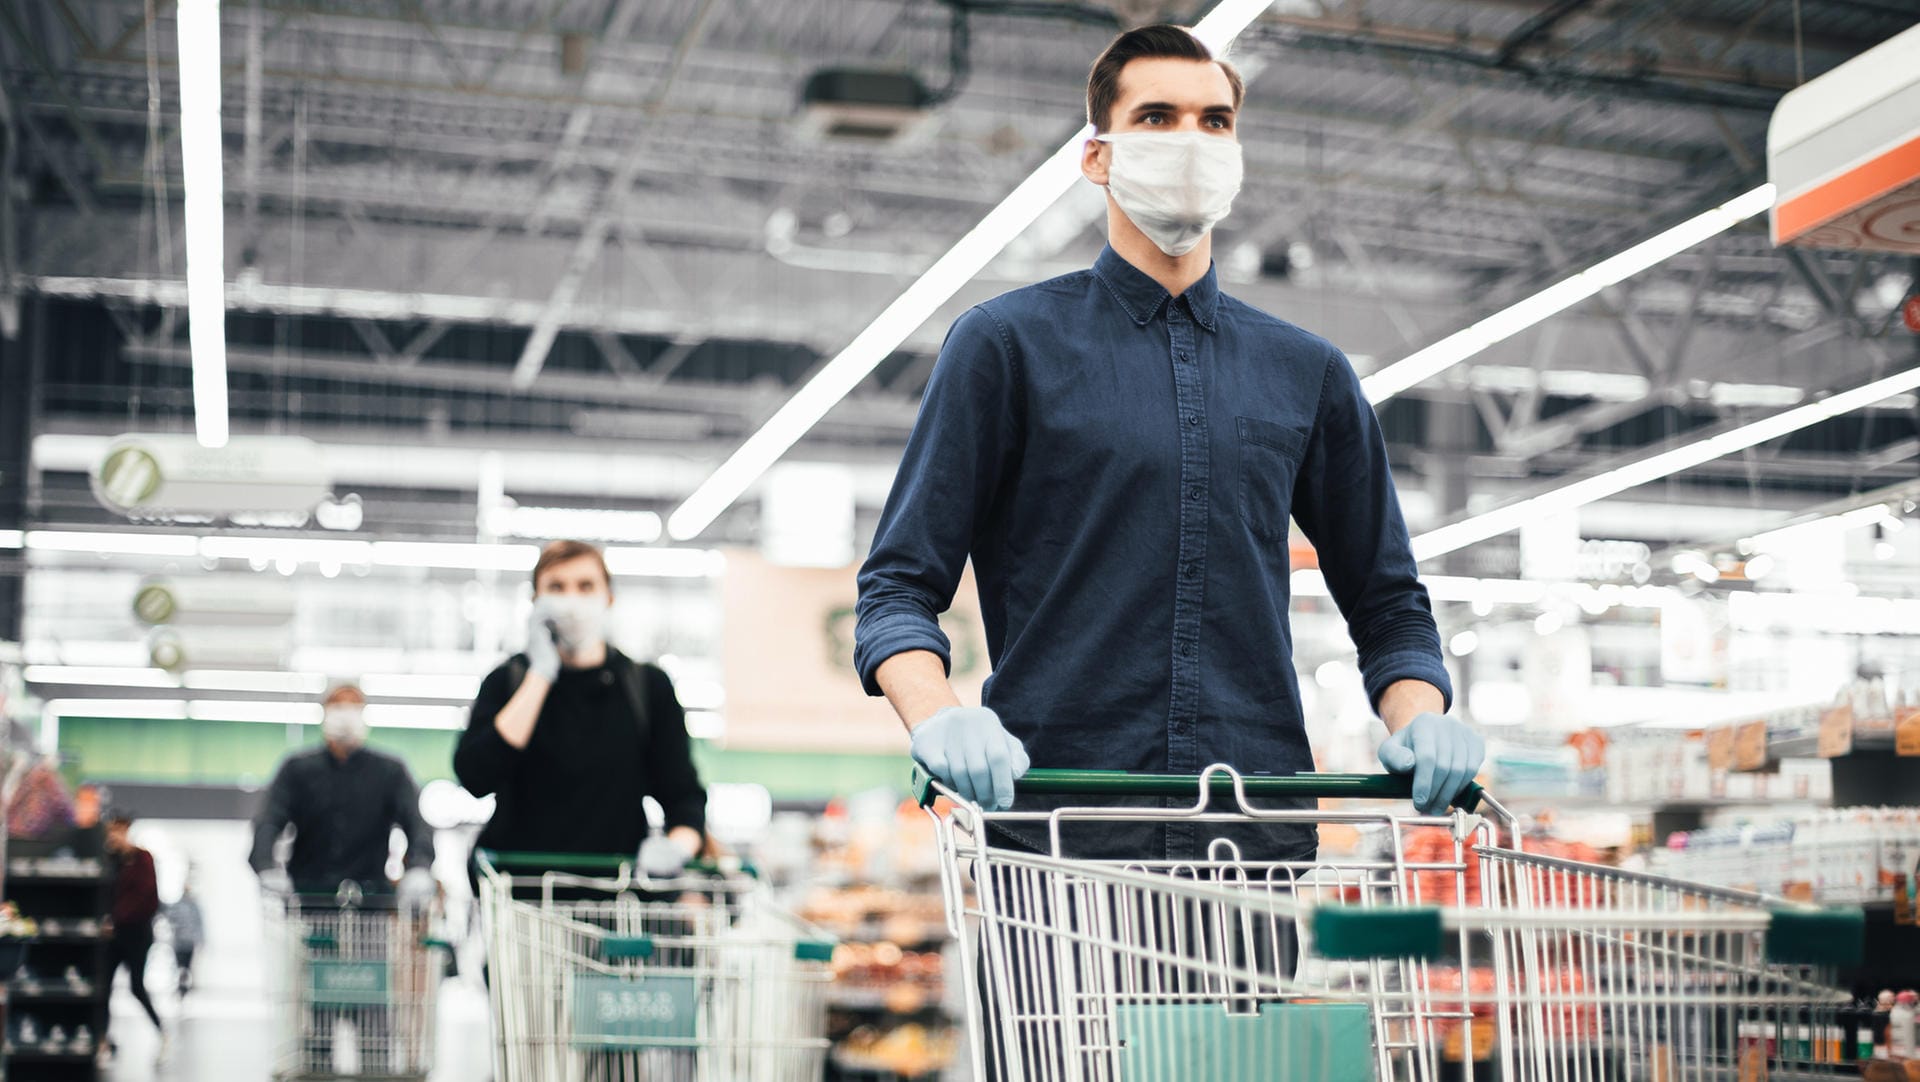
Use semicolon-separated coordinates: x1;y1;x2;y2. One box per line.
571;974;698;1047
1817;703;1854;758
310;960;390;1006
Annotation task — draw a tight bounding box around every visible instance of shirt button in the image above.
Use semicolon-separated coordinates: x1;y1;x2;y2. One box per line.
1179;643;1194;658
1188;488;1202;501
1182;564;1196;578
1187;415;1200;426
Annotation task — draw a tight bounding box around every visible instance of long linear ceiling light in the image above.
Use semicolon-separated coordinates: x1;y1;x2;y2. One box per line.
666;0;1277;541
19;531;725;577
1411;358;1920;562
177;0;230;448
1359;184;1777;404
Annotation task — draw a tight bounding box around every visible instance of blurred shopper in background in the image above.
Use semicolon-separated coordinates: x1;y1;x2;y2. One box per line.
103;810;165;1062
163;881;203;997
456;540;706;879
249;682;436;910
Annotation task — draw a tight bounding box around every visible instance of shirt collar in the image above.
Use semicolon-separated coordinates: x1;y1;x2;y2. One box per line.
1092;245;1221;331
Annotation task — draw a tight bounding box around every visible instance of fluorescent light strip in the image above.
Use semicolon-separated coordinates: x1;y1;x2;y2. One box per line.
666;136;1089;540
45;698;189;720
19;529;723;578
358;673;484;700
1412;359;1920;561
26;531;201;556
0;530;22;549
181;669;329;695
24;666;179;689
1360;185;1777;404
1291;569;1674;608
665;1;1277;541
1745;503;1897;552
176;0;228;449
189;699;322;724
491;506;664;544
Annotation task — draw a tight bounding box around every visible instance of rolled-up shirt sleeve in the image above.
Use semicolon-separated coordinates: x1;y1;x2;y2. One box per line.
1292;348;1453;712
854;306;1022;695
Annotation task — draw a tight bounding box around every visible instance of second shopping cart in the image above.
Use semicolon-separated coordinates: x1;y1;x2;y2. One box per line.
474;850;835;1082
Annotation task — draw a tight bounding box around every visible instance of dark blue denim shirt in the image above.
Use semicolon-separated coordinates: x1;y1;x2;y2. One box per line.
855;246;1450;859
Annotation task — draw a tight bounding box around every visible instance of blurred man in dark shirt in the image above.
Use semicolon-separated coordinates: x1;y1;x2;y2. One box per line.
250;683;436;907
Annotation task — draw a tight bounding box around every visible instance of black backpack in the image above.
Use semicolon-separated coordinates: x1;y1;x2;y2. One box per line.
504;650;652;741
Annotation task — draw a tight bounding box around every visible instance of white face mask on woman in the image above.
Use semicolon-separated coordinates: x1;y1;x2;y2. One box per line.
542;594;609;653
1096;131;1244;257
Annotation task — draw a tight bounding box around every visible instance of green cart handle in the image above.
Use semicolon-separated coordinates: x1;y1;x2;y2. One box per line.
474;850;757;879
913;768;1484;815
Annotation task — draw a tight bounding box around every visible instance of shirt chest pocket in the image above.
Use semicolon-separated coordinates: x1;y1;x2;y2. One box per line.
1236;416;1309;544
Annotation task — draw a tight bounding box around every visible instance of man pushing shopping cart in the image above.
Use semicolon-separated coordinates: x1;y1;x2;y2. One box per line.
853;19;1482;869
249;681;442;1081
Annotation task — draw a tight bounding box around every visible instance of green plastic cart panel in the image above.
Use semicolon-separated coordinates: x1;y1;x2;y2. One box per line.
1114;1001;1373;1081
570;973;700;1048
309;960;390;1006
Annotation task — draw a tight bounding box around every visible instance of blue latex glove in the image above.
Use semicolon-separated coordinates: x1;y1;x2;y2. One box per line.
524;598;563;682
1377;712;1485;815
910;706;1031;811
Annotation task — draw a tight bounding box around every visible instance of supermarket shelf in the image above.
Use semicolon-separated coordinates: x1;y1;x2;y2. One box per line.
1493;793;1823;813
1765;730;1898;762
826;986;946;1013
3;1048;99;1063
6;984;99;1002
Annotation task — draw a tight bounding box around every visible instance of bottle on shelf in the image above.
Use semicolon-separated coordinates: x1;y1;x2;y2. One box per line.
1875;990;1896;1059
1892;990;1918;1058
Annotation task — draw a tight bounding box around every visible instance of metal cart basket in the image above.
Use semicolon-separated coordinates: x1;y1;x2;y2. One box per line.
921;765;1863;1082
474;850;835;1082
266;889;444;1081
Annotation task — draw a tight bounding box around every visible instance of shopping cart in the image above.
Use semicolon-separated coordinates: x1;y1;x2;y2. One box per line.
474;849;836;1082
921;764;1864;1082
266;887;446;1081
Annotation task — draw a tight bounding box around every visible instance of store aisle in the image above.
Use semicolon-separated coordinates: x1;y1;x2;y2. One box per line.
95;819;491;1082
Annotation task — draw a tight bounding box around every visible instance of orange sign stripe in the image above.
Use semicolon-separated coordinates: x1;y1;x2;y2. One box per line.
1776;132;1920;240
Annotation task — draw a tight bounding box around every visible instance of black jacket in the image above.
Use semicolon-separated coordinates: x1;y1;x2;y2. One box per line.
455;648;706;857
249;745;434;892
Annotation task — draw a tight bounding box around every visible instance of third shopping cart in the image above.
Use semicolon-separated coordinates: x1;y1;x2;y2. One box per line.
922;765;1864;1082
474;849;835;1082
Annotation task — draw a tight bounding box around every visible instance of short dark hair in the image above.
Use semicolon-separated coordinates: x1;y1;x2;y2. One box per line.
106;809;135;828
1086;24;1245;133
532;539;611;593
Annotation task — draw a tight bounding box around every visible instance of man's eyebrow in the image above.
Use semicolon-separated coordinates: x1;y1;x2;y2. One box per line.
1127;101;1238;115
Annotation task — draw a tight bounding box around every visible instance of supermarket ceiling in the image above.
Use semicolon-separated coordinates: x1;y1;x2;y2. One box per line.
4;0;1919;543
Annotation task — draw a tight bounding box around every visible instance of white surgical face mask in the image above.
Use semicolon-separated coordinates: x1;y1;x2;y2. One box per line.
321;705;368;750
1096;131;1243;257
545;595;609;652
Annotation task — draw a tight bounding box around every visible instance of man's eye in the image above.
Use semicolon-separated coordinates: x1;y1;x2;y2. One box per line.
1141;113;1166;124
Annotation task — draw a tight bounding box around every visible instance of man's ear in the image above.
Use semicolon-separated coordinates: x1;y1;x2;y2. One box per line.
1080;136;1110;186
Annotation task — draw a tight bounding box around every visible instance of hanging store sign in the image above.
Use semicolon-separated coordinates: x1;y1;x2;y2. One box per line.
92;434;331;519
133;577;297;627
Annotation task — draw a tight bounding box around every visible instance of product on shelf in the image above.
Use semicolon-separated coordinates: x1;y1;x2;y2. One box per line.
798;885;948;946
1657;807;1920;904
833;1021;960;1077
